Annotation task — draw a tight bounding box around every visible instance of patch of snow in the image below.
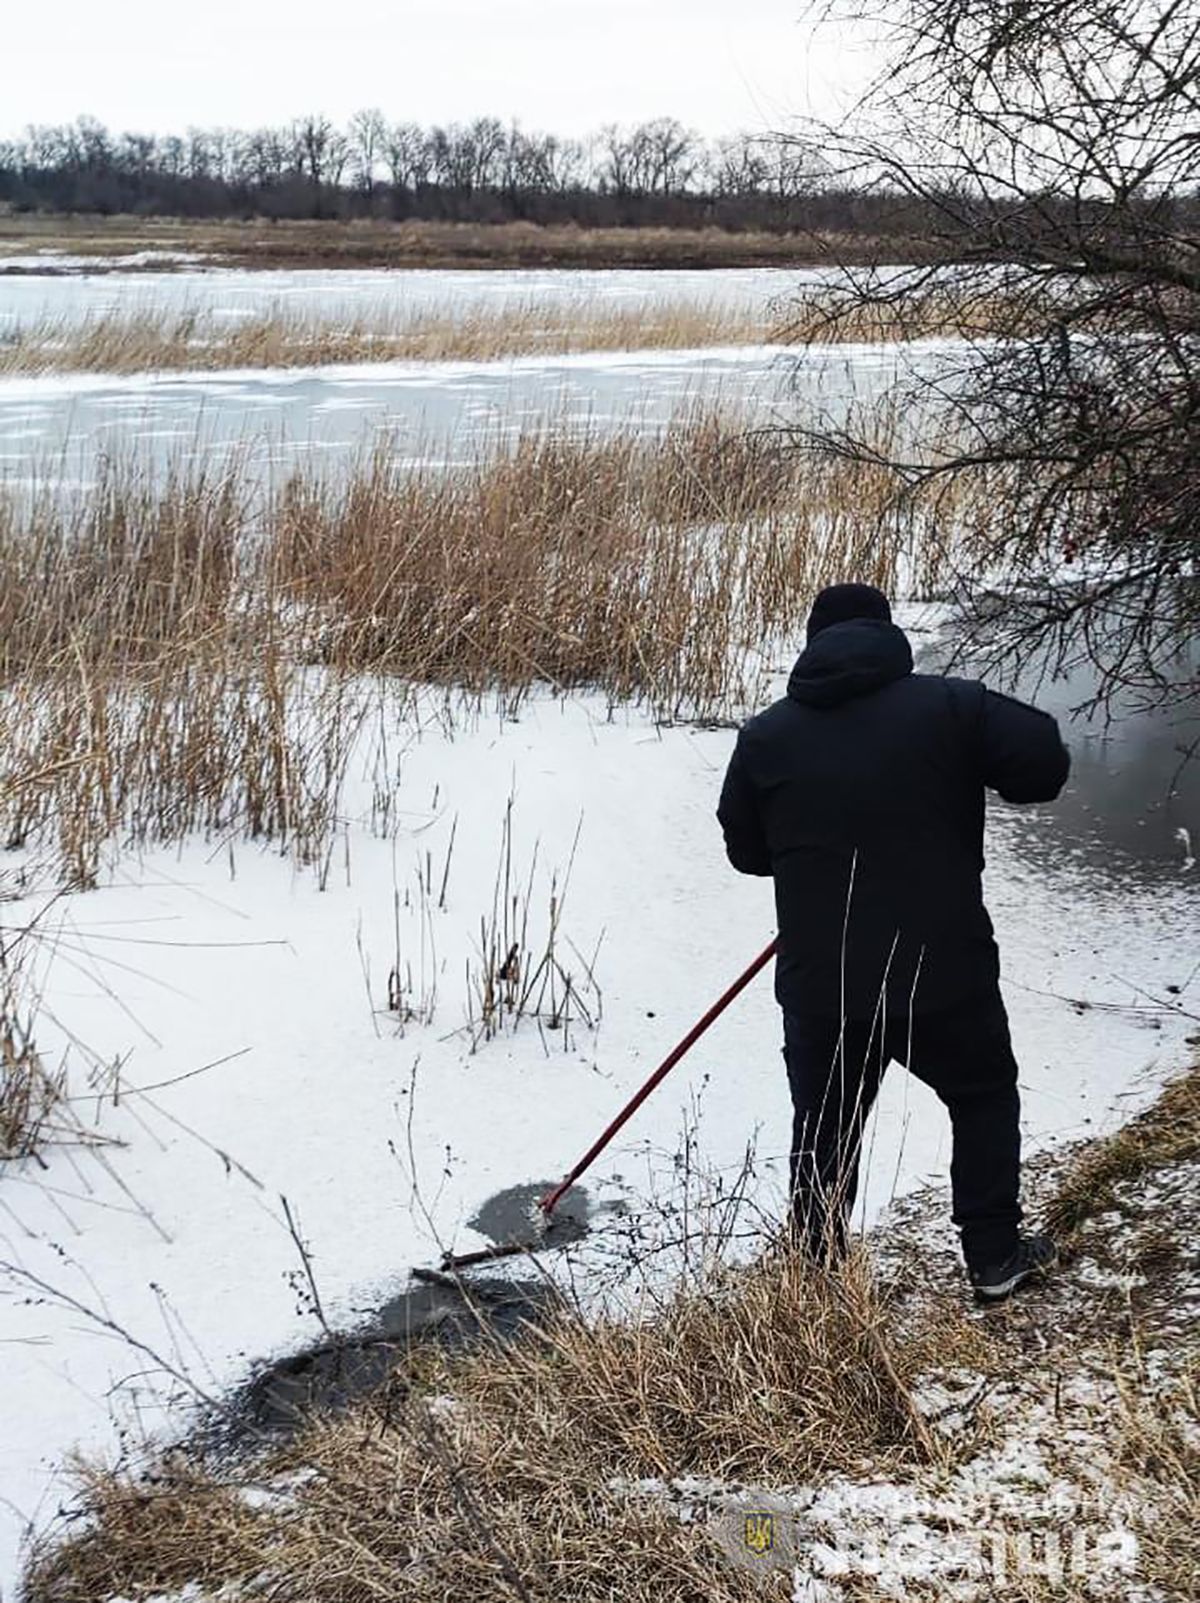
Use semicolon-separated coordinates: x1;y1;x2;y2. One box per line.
425;1393;460;1420
0;343;787;401
105;1585;238;1603
1074;1260;1150;1291
235;1465;316;1513
624;1457;1146;1601
0;250;210;273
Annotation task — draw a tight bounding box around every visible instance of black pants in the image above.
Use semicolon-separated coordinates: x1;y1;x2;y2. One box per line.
782;987;1022;1272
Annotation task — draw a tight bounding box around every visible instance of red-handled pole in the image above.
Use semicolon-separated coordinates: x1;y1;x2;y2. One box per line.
538;936;779;1219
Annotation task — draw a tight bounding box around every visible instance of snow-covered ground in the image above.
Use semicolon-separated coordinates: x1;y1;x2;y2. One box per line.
0;629;1194;1599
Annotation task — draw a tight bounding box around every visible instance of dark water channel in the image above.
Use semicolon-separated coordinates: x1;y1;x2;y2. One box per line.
237;1184;594;1437
1017;673;1199;880
922;634;1200;883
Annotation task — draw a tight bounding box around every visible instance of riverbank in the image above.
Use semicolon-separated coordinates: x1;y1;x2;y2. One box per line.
1;626;1194;1596
0;216;941;274
19;1060;1199;1602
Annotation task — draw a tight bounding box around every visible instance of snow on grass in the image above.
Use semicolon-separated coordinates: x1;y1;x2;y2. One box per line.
0;265;818;337
0;343;788;402
606;1105;1200;1603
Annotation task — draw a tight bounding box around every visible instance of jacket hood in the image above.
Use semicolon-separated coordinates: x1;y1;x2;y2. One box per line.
787;618;914;709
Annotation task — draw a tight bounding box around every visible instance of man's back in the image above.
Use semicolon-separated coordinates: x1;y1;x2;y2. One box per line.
718;616;1070;1017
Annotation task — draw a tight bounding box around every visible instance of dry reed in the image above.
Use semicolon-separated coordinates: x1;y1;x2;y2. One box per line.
1045;1064;1200;1239
0;286;1031;378
1115;1353;1199;1600
0;925;64;1160
0;299;776;377
1;408;946;887
776;284;1052;345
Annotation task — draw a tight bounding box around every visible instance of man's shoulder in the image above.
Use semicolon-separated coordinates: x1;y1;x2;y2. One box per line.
740;674;985;726
917;674;1061;728
738;694;796;740
907;671;987;707
906;670;984;695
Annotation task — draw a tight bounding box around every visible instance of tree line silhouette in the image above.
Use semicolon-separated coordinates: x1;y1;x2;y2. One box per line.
0;112;936;235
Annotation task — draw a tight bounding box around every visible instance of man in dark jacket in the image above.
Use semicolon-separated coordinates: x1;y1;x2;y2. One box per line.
717;583;1070;1301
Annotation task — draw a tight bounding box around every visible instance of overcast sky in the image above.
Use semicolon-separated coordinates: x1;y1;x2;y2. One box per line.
3;1;878;140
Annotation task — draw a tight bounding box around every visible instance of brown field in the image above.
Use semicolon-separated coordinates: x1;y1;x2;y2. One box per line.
0;212;940;273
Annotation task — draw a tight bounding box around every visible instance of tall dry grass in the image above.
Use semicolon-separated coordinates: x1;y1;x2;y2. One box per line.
0;299;775;377
0;457;370;887
0;408;949;888
0;286;1029;378
0;924;65;1161
271;415;909;705
0;213;938;272
777;283;1052;345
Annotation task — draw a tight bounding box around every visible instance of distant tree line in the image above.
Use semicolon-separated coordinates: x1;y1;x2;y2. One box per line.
0;112;937;234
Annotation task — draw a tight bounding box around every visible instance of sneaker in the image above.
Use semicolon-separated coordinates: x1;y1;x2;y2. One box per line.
968;1234;1057;1303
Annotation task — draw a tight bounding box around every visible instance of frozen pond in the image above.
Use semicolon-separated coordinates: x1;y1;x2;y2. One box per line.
0;348;789;480
0;264;954;482
0;347;951;487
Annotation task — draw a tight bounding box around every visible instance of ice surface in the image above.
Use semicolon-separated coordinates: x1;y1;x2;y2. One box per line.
0;263;821;335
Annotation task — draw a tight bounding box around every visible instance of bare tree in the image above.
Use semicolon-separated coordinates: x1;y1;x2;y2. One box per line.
641;117;701;195
347;107;387;197
73;116;112;169
384;121;432;193
709;133;772;198
787;0;1200;707
290;113;348;213
597;122;637;196
117;131;156;178
596;118;701;198
466;116;508;191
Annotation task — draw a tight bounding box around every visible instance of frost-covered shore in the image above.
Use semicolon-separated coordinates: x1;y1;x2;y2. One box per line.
2;636;1195;1596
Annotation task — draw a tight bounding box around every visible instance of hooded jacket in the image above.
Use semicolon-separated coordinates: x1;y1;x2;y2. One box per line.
717;618;1070;1018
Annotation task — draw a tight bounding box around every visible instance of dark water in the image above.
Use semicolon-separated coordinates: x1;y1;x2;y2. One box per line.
468;1181;593;1249
238;1274;554;1435
235;1181;597;1436
918;632;1200;882
1010;661;1199;878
